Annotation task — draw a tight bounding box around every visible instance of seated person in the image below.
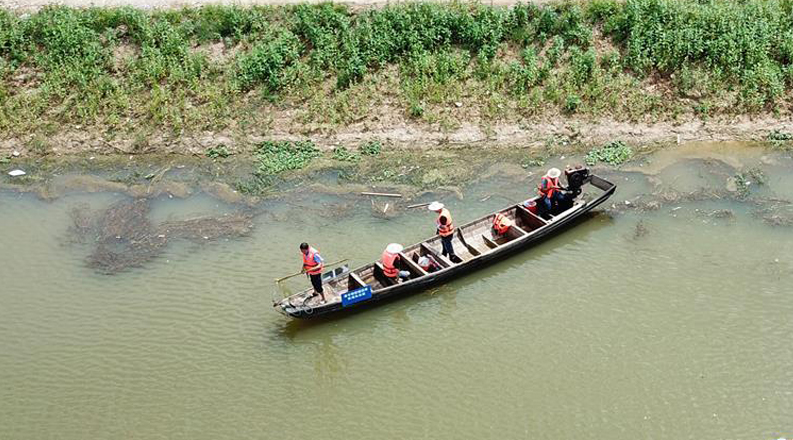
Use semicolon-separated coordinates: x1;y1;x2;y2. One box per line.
492;212;513;236
537;167;567;213
418;255;442;273
381;243;410;281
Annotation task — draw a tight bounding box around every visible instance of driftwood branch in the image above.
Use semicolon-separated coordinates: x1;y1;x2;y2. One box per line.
361;192;402;198
407;202;431;209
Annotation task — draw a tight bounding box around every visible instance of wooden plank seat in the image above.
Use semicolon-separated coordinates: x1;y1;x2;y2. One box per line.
374;261;397;286
456;229;481;257
399;252;428;277
482;234;499;249
420;243;453;267
516;205;547;230
348;271;367;289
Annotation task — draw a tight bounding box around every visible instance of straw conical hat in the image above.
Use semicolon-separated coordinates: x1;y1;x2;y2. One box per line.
386;243;404;254
546;168;561;179
427;201;444;211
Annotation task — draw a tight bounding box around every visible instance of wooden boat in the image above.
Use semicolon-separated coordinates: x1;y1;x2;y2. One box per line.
273;167;616;319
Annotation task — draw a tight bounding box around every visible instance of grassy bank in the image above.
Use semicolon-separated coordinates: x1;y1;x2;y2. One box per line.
1;0;793;147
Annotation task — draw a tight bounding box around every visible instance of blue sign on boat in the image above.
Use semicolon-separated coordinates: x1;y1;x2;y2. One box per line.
342;285;372;307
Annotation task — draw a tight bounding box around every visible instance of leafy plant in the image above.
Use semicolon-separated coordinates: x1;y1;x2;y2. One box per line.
585;140;633;166
767;130;793;141
254;140;320;175
206;144;231;158
767;129;793;150
237;140;321;193
732;173;752;198
746;167;766;186
331;146;360;162
359;140;382;156
564;93;582;113
521;156;546;168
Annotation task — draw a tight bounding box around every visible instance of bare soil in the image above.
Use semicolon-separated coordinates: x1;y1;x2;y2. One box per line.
2;115;792;158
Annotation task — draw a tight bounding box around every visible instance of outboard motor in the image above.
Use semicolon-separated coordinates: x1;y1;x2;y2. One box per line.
564;165;590;199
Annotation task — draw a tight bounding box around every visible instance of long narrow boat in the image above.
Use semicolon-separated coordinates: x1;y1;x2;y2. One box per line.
274;167;616;319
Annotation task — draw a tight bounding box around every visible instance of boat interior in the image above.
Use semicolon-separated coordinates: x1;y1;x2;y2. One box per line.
291;196;586;307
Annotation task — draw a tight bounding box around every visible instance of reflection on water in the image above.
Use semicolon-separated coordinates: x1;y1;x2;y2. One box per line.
1;144;793;440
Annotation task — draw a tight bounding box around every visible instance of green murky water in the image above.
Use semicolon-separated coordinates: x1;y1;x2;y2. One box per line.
1;143;792;439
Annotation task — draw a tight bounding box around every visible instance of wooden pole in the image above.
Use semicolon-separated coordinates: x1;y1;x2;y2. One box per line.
274;259;349;283
361;192;402;198
407;202;431;209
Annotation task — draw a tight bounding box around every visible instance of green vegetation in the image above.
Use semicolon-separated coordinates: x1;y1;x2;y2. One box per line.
767;129;793;150
236;139;321;193
585;140;633;165
331;146;360;162
206;144;231;158
521;156;546;168
359;140;382;156
2;1;793;139
733;168;765;198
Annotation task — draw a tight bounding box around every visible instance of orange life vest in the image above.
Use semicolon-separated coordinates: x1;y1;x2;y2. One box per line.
302;247;324;276
492;212;513;235
436;208;455;237
538;176;560;198
381;250;399;278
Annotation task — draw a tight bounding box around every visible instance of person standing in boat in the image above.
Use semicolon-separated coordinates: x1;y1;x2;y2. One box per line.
538;167;566;213
428;202;459;262
300;242;326;304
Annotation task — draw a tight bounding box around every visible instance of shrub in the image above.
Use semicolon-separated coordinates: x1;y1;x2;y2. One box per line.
564;93;582;113
235;31;301;92
569;46;597;86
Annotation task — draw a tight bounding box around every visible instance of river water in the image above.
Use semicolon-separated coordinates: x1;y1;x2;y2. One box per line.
1;142;792;439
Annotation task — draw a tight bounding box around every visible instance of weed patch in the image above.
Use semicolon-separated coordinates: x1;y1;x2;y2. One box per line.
2;1;793;138
331;146;360;162
206;144;231;158
359;140;382;156
585;140;633;166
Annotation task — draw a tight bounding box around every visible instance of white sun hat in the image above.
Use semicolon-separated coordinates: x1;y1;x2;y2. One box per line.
418;256;430;267
386;243;404;254
546;167;562;179
427;201;444;211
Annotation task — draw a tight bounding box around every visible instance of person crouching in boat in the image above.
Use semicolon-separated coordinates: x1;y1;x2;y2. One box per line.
418;255;441;273
300;242;326;304
492;212;513;237
538;167;566;214
381;243;410;282
428;201;459;263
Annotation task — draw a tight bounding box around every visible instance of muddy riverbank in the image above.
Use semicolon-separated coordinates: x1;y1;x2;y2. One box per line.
3;116;793;159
